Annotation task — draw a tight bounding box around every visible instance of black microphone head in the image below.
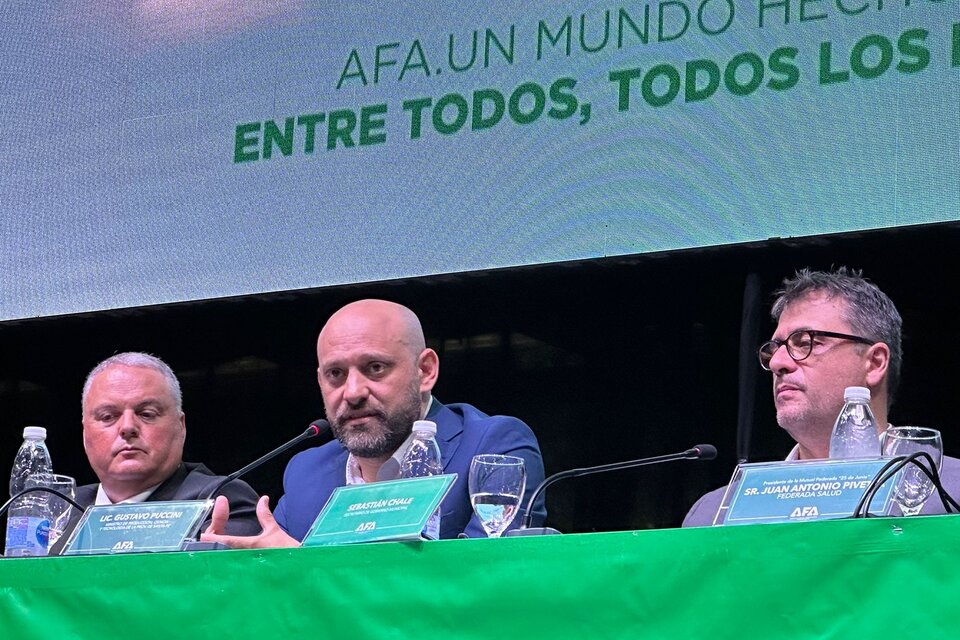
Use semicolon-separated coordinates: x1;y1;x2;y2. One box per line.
689;444;717;460
308;419;331;438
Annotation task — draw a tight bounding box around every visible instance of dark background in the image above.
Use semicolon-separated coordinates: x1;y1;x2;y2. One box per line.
2;222;958;532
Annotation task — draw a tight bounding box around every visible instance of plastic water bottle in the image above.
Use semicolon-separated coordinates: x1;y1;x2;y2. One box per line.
5;427;54;557
829;387;881;459
399;420;443;540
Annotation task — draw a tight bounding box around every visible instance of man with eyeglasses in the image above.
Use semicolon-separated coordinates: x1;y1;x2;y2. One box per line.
683;267;960;526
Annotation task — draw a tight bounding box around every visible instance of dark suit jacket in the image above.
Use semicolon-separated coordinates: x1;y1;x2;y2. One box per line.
274;401;547;540
51;461;261;554
683;454;960;526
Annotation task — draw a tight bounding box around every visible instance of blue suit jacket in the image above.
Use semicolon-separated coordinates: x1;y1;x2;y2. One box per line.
275;401;547;540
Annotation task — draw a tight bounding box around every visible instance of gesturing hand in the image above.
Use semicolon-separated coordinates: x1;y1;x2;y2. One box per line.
201;495;299;549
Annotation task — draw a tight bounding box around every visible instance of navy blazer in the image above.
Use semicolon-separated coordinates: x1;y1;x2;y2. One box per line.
275;401;547;540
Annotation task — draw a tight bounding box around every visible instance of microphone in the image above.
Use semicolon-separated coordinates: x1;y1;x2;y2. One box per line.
201;419;332;501
183;420;333;553
504;444;717;537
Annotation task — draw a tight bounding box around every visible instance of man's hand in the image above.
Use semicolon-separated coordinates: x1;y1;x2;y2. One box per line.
201;495;299;549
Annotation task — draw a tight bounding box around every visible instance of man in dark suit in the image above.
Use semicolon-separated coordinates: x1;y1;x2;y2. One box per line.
202;299;546;547
52;352;260;553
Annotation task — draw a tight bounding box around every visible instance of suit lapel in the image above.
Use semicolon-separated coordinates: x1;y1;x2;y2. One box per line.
147;463;191;502
428;400;463;472
75;484;98;509
330;448;350;488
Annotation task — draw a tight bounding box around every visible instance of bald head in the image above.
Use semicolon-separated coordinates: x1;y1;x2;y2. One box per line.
316;299;439;464
318;299;426;359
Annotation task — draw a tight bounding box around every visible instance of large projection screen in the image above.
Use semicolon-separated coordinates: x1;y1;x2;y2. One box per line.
2;1;957;321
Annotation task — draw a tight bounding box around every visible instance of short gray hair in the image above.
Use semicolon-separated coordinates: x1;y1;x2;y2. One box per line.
771;267;902;401
82;352;182;413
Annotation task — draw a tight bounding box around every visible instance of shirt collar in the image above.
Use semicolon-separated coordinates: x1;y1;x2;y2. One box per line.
94;483;161;505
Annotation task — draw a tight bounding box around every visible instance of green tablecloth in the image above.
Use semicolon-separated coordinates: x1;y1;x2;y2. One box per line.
2;516;957;638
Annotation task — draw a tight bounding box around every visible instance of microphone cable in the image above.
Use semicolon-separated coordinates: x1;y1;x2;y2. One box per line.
0;487;84;519
852;452;960;518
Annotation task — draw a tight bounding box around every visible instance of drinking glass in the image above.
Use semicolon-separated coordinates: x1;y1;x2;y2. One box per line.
881;427;943;516
25;473;77;548
468;454;525;538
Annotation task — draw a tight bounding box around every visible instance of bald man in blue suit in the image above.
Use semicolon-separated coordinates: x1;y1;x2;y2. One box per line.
275;399;544;541
203;299;545;547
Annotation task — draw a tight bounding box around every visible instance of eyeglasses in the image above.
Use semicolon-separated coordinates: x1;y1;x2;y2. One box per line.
758;329;875;370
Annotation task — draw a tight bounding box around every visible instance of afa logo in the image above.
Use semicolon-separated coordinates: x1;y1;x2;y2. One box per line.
111;540;135;551
789;506;819;518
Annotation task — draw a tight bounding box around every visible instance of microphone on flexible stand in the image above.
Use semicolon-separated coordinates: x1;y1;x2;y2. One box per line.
201;419;332;501
504;444;718;537
182;419;332;551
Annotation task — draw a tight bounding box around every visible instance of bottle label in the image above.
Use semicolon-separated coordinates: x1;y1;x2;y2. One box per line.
5;516;50;556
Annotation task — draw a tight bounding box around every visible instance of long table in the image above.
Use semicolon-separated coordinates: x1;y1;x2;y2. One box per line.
2;516;958;638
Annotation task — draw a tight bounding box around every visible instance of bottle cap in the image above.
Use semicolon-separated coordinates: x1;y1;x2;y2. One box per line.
22;426;47;439
412;420;437;435
843;386;870;401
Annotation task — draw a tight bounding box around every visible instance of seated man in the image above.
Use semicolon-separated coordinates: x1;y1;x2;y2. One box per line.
202;299;546;547
684;268;960;526
52;352;261;553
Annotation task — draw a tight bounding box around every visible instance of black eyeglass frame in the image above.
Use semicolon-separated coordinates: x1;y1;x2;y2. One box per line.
758;330;876;370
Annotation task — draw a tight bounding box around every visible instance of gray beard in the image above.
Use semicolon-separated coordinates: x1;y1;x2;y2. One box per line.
330;393;422;459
